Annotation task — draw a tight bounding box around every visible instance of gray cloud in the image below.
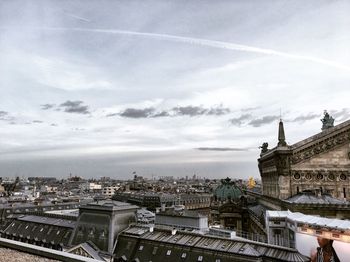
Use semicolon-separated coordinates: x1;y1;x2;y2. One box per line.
241;106;261;112
207;107;230;116
40;104;55;110
119;107;155;118
152;111;170;117
33;120;43;124
113;105;230;118
60;100;90;114
0;111;14;122
0;111;9;120
289;113;320;123
196;147;248;151
106;113;119;117
248;115;279;127
173;106;207;117
229;114;252;126
330;108;350;122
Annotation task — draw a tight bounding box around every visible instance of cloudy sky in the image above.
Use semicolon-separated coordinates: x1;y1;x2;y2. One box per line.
1;0;350;179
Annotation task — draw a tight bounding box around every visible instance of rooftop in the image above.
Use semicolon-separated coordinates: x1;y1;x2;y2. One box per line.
82;200;139;211
286;192;347;205
117;225;309;262
267;210;350;231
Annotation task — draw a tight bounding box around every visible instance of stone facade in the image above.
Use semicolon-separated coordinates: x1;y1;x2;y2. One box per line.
259;119;350;201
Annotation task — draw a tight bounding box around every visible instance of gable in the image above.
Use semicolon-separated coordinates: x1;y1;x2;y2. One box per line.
292;142;350;169
68;246;94;258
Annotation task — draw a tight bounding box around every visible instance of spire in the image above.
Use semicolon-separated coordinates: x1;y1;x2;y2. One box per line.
278;119;287;147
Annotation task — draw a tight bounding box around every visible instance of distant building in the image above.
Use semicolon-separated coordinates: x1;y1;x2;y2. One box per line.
80;182;102;192
102;186;119;197
155;208;208;232
113;192;211;211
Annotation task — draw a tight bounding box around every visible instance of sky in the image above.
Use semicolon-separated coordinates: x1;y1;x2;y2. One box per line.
1;0;350;179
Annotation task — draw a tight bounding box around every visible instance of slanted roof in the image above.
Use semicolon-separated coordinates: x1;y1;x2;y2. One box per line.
17;215;76;228
156;209;206;218
248;204;267;217
266;210;350;231
286;192;347;205
291;119;350;150
116;225;309;262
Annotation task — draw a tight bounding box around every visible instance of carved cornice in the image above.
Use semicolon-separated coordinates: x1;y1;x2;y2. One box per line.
291;127;350;165
291;170;350;182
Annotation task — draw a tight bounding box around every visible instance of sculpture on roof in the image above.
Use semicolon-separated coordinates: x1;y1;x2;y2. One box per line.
259;142;268;154
321;110;334;130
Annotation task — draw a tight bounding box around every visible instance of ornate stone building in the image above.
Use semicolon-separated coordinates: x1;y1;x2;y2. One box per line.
258;113;350;201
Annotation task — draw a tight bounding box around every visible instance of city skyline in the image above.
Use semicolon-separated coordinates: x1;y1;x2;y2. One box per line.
1;0;350;178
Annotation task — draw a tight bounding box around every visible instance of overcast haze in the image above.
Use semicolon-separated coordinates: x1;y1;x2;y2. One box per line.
1;0;350;179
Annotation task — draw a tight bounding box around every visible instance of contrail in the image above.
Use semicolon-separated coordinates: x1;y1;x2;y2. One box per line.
62;12;91;23
7;26;350;72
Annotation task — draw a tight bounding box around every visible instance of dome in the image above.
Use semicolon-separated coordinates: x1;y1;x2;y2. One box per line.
214;177;242;201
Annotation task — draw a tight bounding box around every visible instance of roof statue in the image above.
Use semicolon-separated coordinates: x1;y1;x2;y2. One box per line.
247;177;256;189
259;142;268;154
321;110;334;130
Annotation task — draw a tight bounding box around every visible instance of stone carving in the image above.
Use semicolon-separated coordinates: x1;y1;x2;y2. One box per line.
259;142;269;154
292;129;350;164
321;110;334;130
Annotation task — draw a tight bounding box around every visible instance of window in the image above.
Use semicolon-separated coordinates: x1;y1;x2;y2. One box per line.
139;245;144;251
166;250;171;256
181;253;187;258
152;247;158;255
198;256;203;261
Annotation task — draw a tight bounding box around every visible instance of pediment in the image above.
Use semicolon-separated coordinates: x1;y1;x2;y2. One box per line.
292;142;350;168
68;246;93;258
291;121;350;166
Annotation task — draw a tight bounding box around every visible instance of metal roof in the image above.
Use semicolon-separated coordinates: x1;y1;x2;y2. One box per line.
267;210;350;231
117;226;309;262
18;215;76;228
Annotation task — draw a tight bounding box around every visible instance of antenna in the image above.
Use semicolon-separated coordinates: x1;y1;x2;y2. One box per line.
279;108;282;121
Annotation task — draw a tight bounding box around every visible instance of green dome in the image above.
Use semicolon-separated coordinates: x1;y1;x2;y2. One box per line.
214;177;242;201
